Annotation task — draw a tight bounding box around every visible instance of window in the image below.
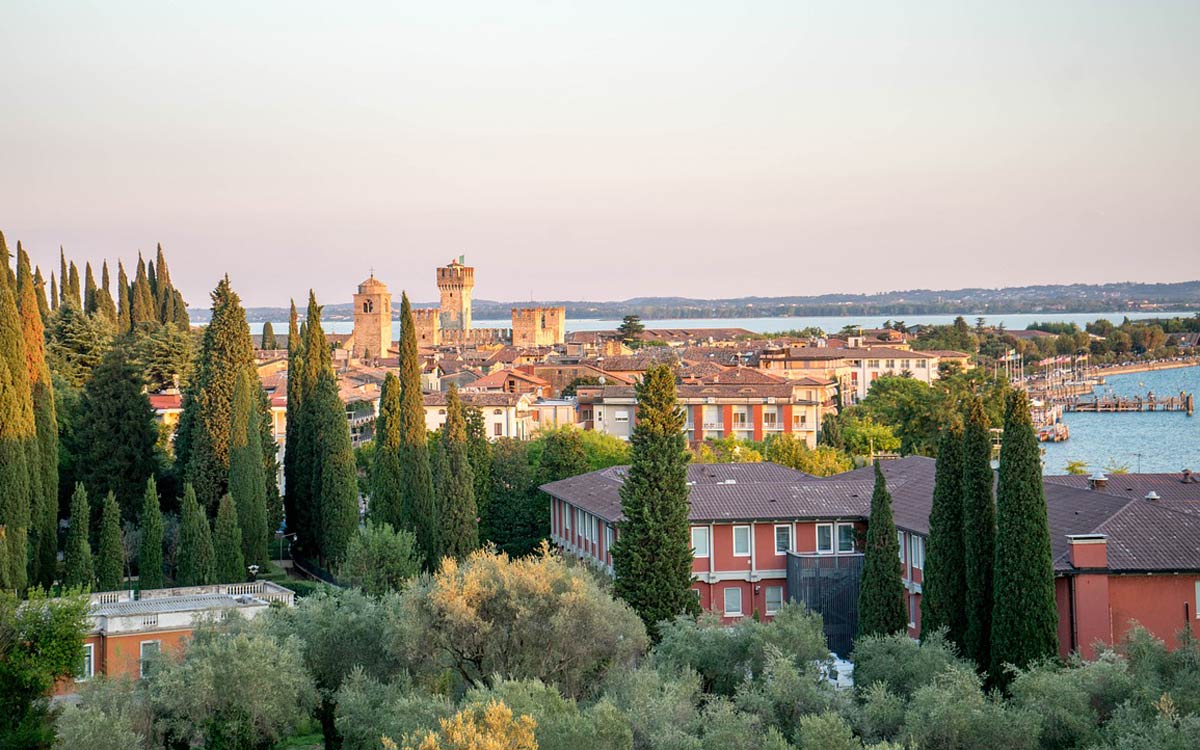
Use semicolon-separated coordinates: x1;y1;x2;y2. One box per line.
916;359;928;368
564;507;571;532
724;587;743;616
885;359;896;369
765;586;784;615
590;515;598;543
867;359;880;368
732;409;748;427
77;643;94;681
615;410;629;423
774;524;793;554
910;536;925;569
493;422;503;436
901;360;911;370
836;523;856;553
733;525;751;557
908;594;917;627
815;523;833;554
763;409;778;429
140;640;161;678
606;525;614;553
897;531;905;562
691;527;710;557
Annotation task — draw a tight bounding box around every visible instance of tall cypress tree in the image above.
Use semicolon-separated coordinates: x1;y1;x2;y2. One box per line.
296;293;331;555
921;423;968;647
84;262;98;314
59;248;69;307
230;370;269;567
147;258;159;311
93;260;118;327
176;276;256;511
990;390;1058;682
50;272;59;313
0;356;30;591
257;384;283;539
16;245;59;588
283;300;309;546
611;364;699;640
0;235;33;591
857;462;908;638
96;492;125;592
64;483;94;589
177;485;216;586
130;254;155;329
464;406;492;523
67;260;81;308
116;261;132;334
961;395;995;670
308;366;359;564
397;293;436;566
33;266;50;324
370;372;404;528
214;494;245;583
138;478;164;590
261;321;277;350
435;384;478;560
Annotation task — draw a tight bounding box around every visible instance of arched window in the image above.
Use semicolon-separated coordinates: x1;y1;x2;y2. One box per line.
363;299;374;313
493;409;503;415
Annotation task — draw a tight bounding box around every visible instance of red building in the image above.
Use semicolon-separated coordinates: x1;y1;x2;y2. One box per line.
543;458;1200;658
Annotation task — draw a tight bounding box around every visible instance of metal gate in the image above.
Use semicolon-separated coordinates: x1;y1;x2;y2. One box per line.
786;552;864;658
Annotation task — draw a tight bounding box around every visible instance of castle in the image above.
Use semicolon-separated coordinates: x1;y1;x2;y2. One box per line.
347;258;565;356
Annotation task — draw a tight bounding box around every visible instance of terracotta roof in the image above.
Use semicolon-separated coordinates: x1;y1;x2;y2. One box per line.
423;391;524;407
468;368;550;390
148;392;183;411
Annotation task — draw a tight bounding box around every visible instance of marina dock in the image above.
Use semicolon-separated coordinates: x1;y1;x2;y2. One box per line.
1064;392;1194;416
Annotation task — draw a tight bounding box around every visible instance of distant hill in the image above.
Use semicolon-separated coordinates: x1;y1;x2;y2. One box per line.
189;280;1200;323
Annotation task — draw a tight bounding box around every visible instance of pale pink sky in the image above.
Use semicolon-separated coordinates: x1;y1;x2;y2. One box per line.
2;2;1197;307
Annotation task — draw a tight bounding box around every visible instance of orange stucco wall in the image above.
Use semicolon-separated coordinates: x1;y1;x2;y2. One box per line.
1107;575;1199;650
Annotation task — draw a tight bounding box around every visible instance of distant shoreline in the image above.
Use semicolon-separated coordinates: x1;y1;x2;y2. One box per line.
1091;359;1200;378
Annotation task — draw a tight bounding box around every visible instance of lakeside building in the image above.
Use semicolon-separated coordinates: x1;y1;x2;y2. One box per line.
757;345;968;403
543;458;1200;658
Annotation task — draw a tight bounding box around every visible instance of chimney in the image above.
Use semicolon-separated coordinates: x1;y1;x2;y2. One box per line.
1183;469;1194;484
1067;534;1108;569
1144;491;1161;502
1088;472;1108;491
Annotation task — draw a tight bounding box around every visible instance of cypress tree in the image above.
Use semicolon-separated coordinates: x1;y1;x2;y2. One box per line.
857;462;908;638
176;485;216;586
147;258;158;310
170;288;190;328
0;527;9;591
84;262;98;314
177;276;257;511
294;293;331;556
961;395;995;669
397;293;437;567
64;483;94;589
464;406;492;521
73;345;158;521
50;272;59;313
59;248;68;307
921;424;968;647
435;384;478;560
130;254;155;329
261;321;277;350
820;413;844;450
93;260;118;327
230;370;269;567
283;301;308;546
33;266;50;324
16;245;59;588
308;366;359;564
990;390;1058;682
138;478;164;590
257;384;283;539
96;492;125;591
67;260;81;308
213;494;245;583
116;261;132;334
611;364;699;639
0;236;33;592
370;372;405;528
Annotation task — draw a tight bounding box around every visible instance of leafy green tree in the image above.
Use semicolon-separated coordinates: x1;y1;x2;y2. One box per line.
176;276;256;511
138;478;164;590
213;494;245;583
95;492;125;591
618;314;645;345
990;389;1058;683
230;369;269;567
763;434;852;476
842;416;901;458
340;522;422;596
0;589;90;747
176;484;216;586
260;320;277;350
921;423;968;648
852;630;968;700
435;384;479;560
961;395;995;670
370;372;404;528
484;439;543;556
857;462;907;638
611;364;699;640
533;427;590;485
72;345;159;522
397;292;437;567
64;484;95;589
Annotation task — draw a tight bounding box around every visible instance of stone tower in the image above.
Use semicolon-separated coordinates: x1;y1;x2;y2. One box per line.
437;257;473;332
352;274;392;359
512;306;566;346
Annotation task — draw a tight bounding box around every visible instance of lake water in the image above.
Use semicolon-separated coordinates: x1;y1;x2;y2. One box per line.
1040;366;1200;475
264;310;1190;336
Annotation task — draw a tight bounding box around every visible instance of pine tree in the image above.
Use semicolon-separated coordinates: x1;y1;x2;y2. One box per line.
283;301;309;546
46;298;113;387
33;266;50;324
435;384;478;560
397;293;437;567
116;261;132;334
370;372;405;528
921;423;968;648
177;276;257;511
138;478;164;590
213;494;245;583
16;245;59;588
130;254;155;329
261;321;277;350
96;492;125;591
230;370;269;567
309;366;359;564
611;364;699;640
990;390;1058;683
176;485;216;586
64;483;94;589
73;345;158;521
84;262;98;314
857;462;908;638
961;395;995;669
0;235;34;591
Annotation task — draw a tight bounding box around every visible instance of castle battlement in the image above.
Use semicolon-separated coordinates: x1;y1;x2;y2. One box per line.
512;306;566;347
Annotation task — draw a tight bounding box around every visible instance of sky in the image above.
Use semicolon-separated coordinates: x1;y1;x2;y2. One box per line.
2;1;1198;307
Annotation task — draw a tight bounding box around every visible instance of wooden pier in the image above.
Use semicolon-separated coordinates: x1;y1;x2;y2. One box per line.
1064;392;1194;416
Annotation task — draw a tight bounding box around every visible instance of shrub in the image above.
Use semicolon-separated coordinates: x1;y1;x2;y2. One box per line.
852;630;965;699
903;665;1041;750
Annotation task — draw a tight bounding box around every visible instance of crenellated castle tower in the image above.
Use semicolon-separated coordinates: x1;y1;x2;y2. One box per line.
437;258;474;332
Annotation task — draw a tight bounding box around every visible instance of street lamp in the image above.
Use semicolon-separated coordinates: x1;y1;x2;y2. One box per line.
248;564;260;582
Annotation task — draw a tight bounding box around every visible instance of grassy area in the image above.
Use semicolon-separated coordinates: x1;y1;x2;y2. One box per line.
274;734;323;749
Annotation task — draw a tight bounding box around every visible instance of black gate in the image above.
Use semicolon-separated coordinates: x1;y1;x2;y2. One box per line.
785;552;864;658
